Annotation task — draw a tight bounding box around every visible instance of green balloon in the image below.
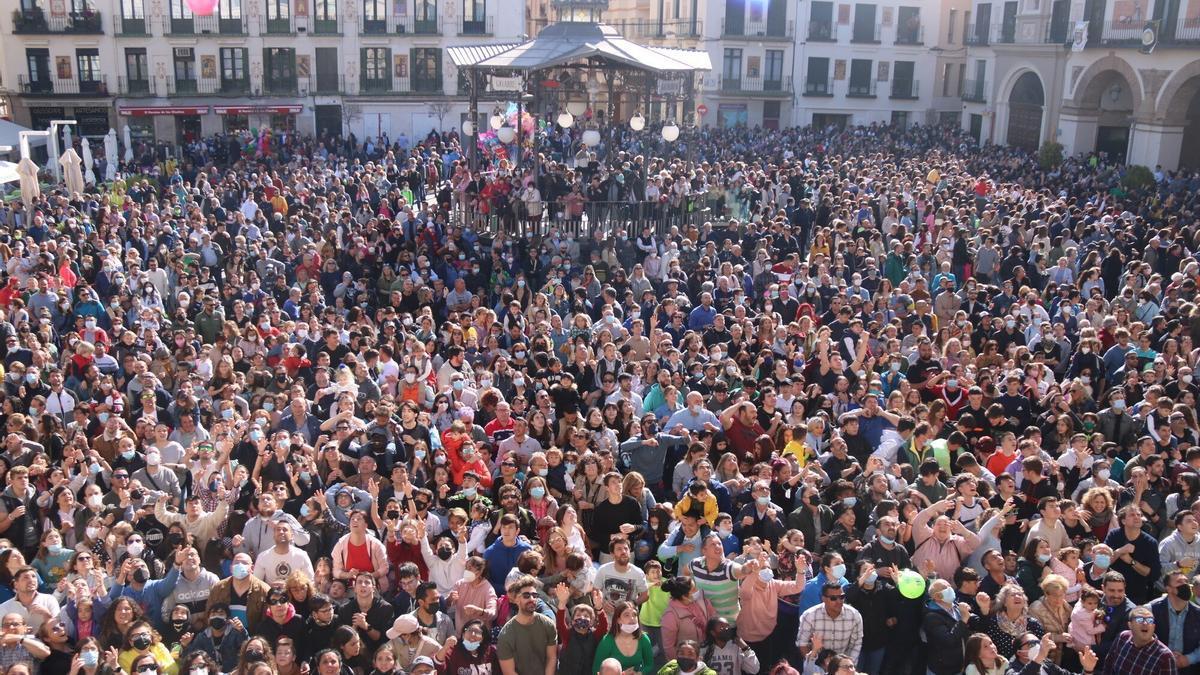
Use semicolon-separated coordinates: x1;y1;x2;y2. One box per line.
897;570;926;599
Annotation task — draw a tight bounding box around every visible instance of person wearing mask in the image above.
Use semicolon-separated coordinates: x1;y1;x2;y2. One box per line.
554;582;607;675
204;553;269;636
1149;571;1200;674
180;603;248;672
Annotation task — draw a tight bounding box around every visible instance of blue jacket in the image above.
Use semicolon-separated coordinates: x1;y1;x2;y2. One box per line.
483;537;532;595
107;566;180;629
797;572;849;615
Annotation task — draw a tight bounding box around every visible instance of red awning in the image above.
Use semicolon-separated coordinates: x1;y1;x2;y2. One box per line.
213;105;302;115
119;106;209;116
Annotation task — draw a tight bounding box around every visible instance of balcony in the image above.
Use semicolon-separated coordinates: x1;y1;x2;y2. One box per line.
262;15;296;35
118;76;154;97
163;14;247;35
889;79;919;99
360;13;441;35
966;24;991;45
962;79;987;103
263;77;298;95
851;24;882;43
996;21;1016;43
807;21;839;41
114;15;147;35
356;75;444;96
802;78;833;96
716;75;792;96
846;79;876;97
1102;18;1145;42
166;76;225;96
312;15;341;34
1173;18;1200;42
1044;20;1070;43
458;15;493;35
721;18;793;40
307;74;344;95
895;25;923;45
18;75;109;97
12;8;102;33
609;18;702;39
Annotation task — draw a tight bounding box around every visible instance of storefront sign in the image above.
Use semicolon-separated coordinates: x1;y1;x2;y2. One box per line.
120;106;209;116
213;105;302;115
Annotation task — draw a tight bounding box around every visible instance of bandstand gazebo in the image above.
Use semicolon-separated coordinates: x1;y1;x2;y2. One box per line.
446;0;711;171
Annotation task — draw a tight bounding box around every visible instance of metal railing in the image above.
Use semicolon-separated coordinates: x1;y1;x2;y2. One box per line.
962;78;987;102
851;23;882;43
454;197;713;239
807;20;839;41
966;23;991;45
716;75;792;95
996;20;1016;43
118;76;154;96
890;79;919;99
360;13;441;35
357;75;444;96
802;77;833;96
1174;17;1200;41
612;18;702;38
1103;17;1145;41
458;15;493;35
12;9;102;33
18;75;109;96
263;78;298;95
261;14;296;34
114;14;148;35
166;76;226;96
895;24;924;44
846;79;877;97
163;14;247;35
307;74;345;95
721;18;793;39
1045;19;1070;43
312;15;341;34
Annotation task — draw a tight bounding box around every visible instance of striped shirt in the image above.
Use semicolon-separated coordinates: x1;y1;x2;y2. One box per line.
690;557;741;623
1101;631;1178;675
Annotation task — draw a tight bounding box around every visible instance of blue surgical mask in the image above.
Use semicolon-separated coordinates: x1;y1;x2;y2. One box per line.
24;373;36;384
830;563;847;580
531;486;546;499
1037;553;1052;564
564;462;576;473
537;469;548;477
221;408;234;420
756;496;771;506
98;412;109;424
231;563;250;579
462;487;477;498
81;650;99;668
879;534;895;546
299;471;311;482
300;504;310;518
940;587;957;604
262;401;276;412
462;639;481;651
866;570;878;585
1093;553;1111;569
758;568;774;582
121;450;135;460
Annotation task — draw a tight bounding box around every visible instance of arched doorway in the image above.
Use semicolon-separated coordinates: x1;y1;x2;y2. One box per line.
1071;61;1139;163
1006;72;1044;152
1155;66;1200;169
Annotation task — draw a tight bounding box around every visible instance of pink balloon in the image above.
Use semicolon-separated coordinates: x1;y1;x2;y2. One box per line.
186;0;218;16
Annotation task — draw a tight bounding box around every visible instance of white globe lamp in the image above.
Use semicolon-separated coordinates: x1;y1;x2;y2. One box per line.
661;123;680;142
557;112;575;129
461;120;475;136
489;114;504;130
629;113;645;131
581;129;602;147
496;126;517;144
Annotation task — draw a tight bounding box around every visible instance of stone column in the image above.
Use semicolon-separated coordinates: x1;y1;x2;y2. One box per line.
1128;120;1185;170
1057;105;1099;158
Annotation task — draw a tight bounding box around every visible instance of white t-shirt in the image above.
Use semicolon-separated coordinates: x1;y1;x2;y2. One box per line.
253;546;315;585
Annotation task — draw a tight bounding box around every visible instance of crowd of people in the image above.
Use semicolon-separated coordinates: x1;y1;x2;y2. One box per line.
0;117;1194;675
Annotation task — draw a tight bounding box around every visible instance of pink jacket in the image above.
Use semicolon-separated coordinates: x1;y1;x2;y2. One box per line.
735;574;808;642
1069;602;1106;649
660;597;717;660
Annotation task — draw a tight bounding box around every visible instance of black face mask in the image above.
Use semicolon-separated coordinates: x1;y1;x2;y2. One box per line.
677;657;698;672
244;650;265;662
132;568;149;584
131;634;152;650
386;510;401;520
170;619;187;633
209;616;227;631
168;532;185;547
1179;585;1194;602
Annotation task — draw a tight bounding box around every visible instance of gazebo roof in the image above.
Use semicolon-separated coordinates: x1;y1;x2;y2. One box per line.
446;21;711;74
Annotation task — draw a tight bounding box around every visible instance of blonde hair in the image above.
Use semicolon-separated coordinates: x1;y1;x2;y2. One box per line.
1040;573;1068;594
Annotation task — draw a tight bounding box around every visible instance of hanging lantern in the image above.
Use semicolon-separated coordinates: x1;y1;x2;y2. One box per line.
556;112;575;129
661;123;680;142
629;113;645;131
566;101;587;117
497;126;517;144
489;114;504;130
581;129;601;147
461;120;475;136
186;0;219;15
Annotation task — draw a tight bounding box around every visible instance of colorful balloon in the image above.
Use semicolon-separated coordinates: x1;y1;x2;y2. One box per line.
897;570;926;599
185;0;219;16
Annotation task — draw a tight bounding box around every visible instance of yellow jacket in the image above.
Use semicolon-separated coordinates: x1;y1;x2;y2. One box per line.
673;493;718;527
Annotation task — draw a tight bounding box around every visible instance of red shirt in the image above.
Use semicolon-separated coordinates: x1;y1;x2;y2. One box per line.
727;418;766;462
343;539;374;576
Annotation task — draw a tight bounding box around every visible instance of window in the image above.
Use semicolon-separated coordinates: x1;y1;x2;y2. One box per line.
896;6;920;43
265;0;290;32
121;0;144;18
219;0;241;18
891;60;915;98
25;49;51;93
942;63;952;96
363;0;386;31
891;111;909;127
809;1;834;39
313;0;336;31
948;9;956;42
125;48;149;93
174;47;196;93
463;0;486;33
220;47;248;92
411;48;441;92
361;47;391;91
764;50;784;90
77;49;101;82
414;0;437;32
852;3;877;42
264;48;296;93
805;56;830;95
848;58;873;96
170;0;193;19
722;48;742;87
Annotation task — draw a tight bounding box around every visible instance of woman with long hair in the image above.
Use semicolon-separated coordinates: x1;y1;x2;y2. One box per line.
963;633;1009;675
592;600;653;674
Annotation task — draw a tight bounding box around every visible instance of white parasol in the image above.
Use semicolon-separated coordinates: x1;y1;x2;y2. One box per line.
122;125;133;162
81;137;95;186
60;147;84;195
17;157;40;207
104;129;118;181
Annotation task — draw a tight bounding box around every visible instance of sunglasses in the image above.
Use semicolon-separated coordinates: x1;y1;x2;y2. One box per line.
270;598;289;605
825;595;845;602
1131;616;1155;625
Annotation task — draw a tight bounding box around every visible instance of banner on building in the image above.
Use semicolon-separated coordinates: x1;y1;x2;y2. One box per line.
1071;21;1089;51
1140;20;1160;54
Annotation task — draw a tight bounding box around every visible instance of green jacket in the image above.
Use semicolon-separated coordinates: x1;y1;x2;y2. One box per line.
657;660;717;675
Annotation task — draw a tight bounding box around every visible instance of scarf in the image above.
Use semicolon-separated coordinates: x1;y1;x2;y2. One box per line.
996;609;1032;638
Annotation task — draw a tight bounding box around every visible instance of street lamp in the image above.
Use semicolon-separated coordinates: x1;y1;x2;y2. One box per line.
661;121;680;142
629;112;646;131
461;120;475;136
556;112;574;128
